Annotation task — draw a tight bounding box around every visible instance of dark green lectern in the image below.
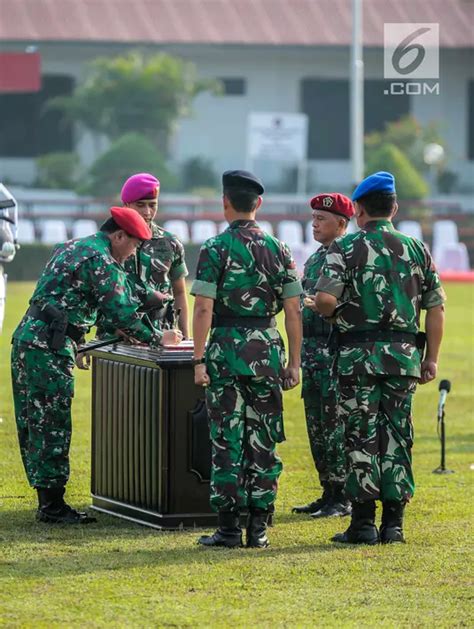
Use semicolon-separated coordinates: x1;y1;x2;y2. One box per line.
89;344;216;529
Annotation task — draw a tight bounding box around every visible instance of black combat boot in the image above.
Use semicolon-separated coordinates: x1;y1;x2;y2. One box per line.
311;483;352;518
292;481;331;514
198;511;243;548
331;500;380;545
246;508;270;548
36;487;97;524
380;501;406;544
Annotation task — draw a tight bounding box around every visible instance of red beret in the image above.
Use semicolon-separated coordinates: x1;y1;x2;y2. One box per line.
310;193;355;220
110;206;152;240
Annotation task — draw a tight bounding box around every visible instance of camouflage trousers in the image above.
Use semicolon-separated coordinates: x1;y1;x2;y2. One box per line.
11;341;75;488
338;374;417;503
302;366;346;485
205;374;284;512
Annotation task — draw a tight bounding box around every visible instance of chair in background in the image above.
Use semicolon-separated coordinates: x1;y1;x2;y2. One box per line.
397;220;423;241
432;219;459;266
305;221;314;243
39;220;68;245
256;220;273;234
17;219;36;244
163;220;190;244
436;242;470;272
277;220;304;247
218;221;228;233
72;219;98;239
191;220;217;244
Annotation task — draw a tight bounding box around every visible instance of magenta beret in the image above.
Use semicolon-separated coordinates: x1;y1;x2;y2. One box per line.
121;173;160;204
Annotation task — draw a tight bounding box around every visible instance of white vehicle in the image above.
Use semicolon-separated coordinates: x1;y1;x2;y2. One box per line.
0;184;19;334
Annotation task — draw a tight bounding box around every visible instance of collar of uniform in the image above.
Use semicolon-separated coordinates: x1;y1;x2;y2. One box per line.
229;219;257;228
364;219;394;231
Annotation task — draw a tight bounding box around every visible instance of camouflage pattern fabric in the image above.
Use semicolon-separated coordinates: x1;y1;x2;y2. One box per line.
13;231;162;358
11;230;162;489
339;374;417;502
206;374;284;511
316;220;445;377
301;247;345;485
302;367;345;484
191;219;302;511
316;219;446;503
11;343;75;488
99;222;188;334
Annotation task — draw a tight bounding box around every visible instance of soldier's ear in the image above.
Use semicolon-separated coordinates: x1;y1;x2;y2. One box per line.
392;202;399;219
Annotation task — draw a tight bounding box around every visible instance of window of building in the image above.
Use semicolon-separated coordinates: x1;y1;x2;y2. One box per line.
219;78;246;96
0;74;74;157
301;78;410;160
468;80;474;160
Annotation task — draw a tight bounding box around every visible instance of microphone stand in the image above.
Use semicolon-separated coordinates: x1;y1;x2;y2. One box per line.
433;393;454;475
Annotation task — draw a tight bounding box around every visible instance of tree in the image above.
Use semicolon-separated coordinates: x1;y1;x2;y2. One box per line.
365;143;428;201
50;51;218;151
365;115;445;174
78;133;177;197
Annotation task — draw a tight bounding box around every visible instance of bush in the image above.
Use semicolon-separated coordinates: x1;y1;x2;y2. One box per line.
365;143;429;201
36;152;80;189
181;157;217;191
78;133;177;197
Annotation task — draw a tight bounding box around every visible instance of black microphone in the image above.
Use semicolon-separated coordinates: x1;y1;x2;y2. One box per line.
438;380;451;416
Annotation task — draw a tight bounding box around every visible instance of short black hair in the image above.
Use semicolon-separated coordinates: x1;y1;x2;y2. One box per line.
356;192;397;217
100;217;122;234
223;187;259;213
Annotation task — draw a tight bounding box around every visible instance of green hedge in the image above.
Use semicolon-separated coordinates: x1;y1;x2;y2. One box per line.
4;243;203;282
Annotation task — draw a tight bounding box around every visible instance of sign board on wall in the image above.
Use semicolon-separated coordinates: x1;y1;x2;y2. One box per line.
247;112;308;162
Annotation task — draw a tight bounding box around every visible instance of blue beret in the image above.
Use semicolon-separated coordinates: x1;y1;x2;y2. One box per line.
222;170;264;195
352;171;396;202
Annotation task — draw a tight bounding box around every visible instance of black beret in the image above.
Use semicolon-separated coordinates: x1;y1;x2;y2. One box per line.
222;170;264;195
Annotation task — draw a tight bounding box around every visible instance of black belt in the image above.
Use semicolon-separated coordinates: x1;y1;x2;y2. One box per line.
339;330;417;345
27;305;84;344
213;315;276;329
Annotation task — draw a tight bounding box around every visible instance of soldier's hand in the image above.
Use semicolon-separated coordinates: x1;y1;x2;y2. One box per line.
420;360;437;384
162;329;183;346
282;366;300;390
194;364;210;387
76;351;91;370
303;295;318;312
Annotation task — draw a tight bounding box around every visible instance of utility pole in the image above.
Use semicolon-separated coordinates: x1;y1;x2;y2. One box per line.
350;0;364;184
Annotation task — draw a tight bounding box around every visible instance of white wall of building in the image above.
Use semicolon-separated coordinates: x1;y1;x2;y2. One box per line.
1;42;473;192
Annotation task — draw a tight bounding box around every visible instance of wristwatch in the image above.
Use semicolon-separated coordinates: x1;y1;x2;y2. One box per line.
192;357;205;366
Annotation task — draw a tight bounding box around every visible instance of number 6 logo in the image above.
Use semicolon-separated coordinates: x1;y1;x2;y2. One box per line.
392;27;431;75
384;23;439;80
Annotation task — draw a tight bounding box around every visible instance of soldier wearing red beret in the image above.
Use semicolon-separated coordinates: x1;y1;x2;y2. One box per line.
11;207;182;525
292;193;355;519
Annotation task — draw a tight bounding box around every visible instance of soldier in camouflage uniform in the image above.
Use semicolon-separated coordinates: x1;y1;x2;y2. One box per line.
315;172;445;544
97;173;189;338
292;193;354;519
11;207;182;524
191;170;302;548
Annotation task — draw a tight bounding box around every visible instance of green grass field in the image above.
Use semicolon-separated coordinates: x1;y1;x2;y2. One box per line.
0;282;473;628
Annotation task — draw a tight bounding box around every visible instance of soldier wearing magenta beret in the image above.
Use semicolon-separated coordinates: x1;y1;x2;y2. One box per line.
11;207;182;525
292;193;354;519
98;173;189;339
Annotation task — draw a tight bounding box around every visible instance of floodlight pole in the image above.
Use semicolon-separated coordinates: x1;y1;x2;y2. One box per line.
351;0;364;184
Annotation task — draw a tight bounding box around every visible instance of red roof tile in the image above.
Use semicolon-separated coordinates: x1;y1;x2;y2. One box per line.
1;0;472;47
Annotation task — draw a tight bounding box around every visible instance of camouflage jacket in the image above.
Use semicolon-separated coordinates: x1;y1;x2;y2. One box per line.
316;220;445;377
191;219;303;378
301;246;332;371
124;222;188;305
98;222;188;334
13;231;161;358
